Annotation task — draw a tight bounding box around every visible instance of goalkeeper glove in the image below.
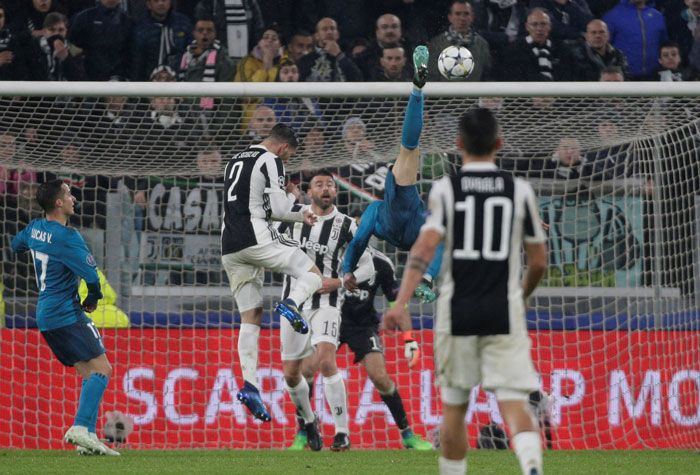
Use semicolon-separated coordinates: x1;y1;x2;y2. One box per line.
403;331;420;368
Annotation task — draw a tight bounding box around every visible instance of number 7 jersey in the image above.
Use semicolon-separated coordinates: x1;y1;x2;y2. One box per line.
11;218;100;331
422;162;546;337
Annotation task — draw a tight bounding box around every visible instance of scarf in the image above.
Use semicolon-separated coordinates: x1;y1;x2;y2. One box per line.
658;69;683;81
157;21;175;68
444;26;476;47
220;0;248;60
179;40;220;109
682;9;698;32
526;35;553;80
40;36;59;80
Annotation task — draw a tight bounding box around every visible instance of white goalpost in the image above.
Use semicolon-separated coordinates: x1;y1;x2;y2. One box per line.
0;81;698;450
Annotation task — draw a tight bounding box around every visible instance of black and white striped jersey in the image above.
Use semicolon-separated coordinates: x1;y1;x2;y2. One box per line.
280;206;374;311
422;162;546;337
221;145;292;254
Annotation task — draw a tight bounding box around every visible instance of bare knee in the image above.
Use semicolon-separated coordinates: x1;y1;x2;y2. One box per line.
364;359;392;393
241;307;263;326
283;361;302;387
316;344;337;377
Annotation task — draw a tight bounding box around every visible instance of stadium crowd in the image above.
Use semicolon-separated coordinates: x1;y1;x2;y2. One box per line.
0;0;697;305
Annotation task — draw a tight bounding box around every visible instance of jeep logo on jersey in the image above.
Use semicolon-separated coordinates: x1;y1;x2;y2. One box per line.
300;237;329;254
339;287;370;300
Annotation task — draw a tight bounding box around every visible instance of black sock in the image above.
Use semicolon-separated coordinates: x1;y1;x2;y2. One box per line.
380;389;409;432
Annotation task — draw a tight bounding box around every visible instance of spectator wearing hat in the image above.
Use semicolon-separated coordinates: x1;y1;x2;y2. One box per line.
129;0;192;81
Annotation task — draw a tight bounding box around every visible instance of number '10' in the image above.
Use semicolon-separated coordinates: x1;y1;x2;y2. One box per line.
453;196;512;261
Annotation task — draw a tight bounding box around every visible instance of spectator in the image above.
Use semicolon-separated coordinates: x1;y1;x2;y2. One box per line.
656;41;691;80
244;104;276;143
666;0;700;66
338;116;382;162
150;64;176;81
586;118;634;179
262;59;321;129
504;8;570;81
348;37;370;59
603;0;667;80
8;0;63;40
69;0;133;81
533;137;592;180
28;12;87;81
284;29;313;63
599;64;625;80
356;13;411;79
569;19;628;81
297;17;362;81
472;0;528;58
129;0;192;82
194;0;264;64
369;44;413;81
178;17;235;82
427;0;491;82
235;26;282;82
530;0;593;43
298;0;372;47
0;2;27;79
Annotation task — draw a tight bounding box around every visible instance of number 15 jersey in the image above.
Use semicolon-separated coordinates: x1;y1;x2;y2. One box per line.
422;162;546;337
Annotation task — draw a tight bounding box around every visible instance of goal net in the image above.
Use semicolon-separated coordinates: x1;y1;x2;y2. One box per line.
0;82;698;450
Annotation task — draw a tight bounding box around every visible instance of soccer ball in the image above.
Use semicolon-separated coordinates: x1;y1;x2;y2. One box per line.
437;46;474;80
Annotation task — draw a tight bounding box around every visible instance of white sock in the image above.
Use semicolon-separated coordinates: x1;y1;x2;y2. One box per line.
238;323;260;388
511;431;542;475
286;378;315;424
288;271;322;307
439;456;466;475
323;373;348;434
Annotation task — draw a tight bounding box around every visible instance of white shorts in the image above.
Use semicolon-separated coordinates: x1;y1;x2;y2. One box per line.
281;306;341;361
222;236;314;312
435;331;539;406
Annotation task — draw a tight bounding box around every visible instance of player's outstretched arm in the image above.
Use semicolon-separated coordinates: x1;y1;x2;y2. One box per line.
393;46;428;187
342;202;379;286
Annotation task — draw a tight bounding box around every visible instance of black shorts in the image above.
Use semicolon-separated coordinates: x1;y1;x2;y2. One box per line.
41;319;106;367
339;323;383;364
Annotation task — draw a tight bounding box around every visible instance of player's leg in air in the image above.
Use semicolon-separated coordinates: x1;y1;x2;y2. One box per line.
381;45;443;302
224;253;322;422
282;307;349;451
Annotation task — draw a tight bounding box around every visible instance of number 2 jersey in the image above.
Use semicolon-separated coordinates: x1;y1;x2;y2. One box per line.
11;218;100;331
221;145;295;254
340;248;398;329
422;162;546;337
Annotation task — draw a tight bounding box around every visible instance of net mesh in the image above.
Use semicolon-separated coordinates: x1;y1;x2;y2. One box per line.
0;90;698;450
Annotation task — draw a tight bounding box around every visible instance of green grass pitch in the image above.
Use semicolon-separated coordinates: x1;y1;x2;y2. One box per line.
0;450;697;474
